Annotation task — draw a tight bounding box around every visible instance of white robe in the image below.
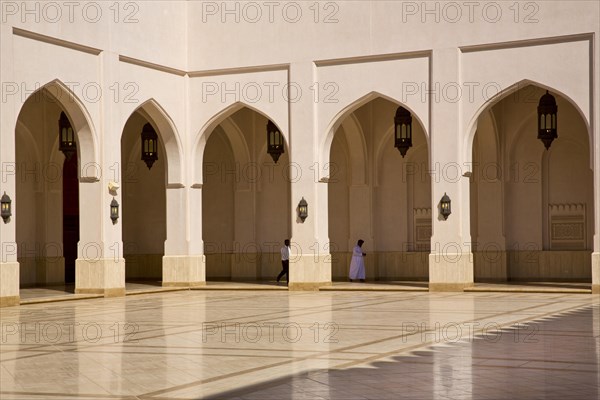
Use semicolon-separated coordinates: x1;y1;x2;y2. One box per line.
349;245;365;279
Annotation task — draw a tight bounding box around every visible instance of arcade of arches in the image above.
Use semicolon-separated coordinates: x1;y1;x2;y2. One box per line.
2;83;597;307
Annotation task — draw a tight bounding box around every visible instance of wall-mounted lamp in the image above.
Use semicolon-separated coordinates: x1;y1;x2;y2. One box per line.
298;197;308;222
440;193;451;220
1;192;12;223
110;198;119;224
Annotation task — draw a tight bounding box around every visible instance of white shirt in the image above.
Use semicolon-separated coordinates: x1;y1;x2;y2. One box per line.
281;246;290;261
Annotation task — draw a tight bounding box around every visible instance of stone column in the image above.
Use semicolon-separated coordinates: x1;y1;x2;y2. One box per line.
288;62;331;290
0;23;20;307
75;52;125;297
428;48;474;291
592;33;600;295
162;185;206;287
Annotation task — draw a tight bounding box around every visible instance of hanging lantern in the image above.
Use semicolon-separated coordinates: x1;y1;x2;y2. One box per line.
537;90;558;150
1;192;12;223
141;123;159;169
110;198;119;223
266;120;284;163
440;193;451;220
58;112;76;160
298;197;308;222
394;106;412;157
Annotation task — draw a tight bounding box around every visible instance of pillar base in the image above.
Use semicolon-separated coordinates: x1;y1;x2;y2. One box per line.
1;262;20;307
162;255;206;287
429;253;474;292
592;252;599;295
288;255;331;291
75;258;125;297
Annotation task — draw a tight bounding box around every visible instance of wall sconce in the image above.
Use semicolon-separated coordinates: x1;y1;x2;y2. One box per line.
394;106;413;157
1;192;12;223
440;193;451;220
537;90;558;150
58;111;76;160
110;198;119;223
298;197;308;222
141;123;159;169
267;120;284;163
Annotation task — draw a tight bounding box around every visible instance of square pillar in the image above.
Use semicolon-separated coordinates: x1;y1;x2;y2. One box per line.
288;62;332;290
163;186;206;286
428;48;474;292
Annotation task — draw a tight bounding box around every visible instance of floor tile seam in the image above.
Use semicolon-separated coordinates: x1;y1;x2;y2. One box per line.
58;343;330;353
362;356;600;366
462;363;599;374
8;292;264;315
55;349;302;359
0;350;60;363
0;390;138;399
137;357;302;398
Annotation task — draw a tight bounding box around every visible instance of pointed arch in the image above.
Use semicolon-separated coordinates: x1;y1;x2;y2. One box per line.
193;101;286;185
319;91;428;182
18;79;99;180
127;99;184;185
464;79;592;169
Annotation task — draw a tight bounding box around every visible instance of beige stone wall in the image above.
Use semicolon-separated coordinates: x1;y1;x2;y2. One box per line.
331;251;429;281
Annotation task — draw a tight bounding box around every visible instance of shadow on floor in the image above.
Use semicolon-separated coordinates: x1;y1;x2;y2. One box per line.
205;304;600;400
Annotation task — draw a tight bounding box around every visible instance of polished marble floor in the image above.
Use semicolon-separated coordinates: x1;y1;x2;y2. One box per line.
1;291;598;399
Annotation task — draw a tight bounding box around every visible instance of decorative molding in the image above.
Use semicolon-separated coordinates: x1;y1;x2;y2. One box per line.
414;208;432;251
118;55;187;76
460;32;593;53
549;203;586;214
188;63;289;78
315;50;431;67
79;177;100;183
13;27;102;55
549;203;586;250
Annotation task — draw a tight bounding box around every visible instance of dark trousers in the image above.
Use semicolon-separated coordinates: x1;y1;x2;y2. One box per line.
277;260;289;282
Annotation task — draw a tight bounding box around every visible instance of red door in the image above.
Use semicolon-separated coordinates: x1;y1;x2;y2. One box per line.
63;154;79;283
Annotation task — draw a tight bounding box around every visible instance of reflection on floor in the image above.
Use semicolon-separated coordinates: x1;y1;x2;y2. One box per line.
17;281;591;305
1;291;598;399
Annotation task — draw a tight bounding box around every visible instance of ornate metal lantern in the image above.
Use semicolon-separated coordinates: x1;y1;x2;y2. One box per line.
58;112;76;160
1;192;12;223
141;123;158;169
267;120;284;163
537;90;558;150
394;106;413;157
298;197;308;222
110;198;119;223
440;193;451;220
